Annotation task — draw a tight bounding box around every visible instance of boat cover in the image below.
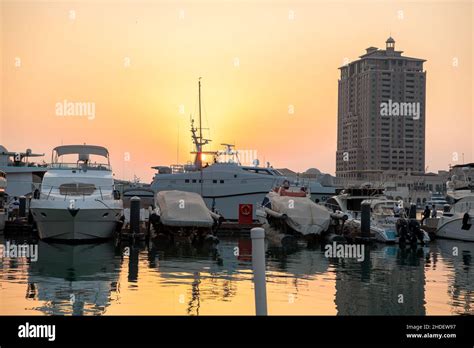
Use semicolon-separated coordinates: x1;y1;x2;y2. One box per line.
156;190;214;227
267;191;330;235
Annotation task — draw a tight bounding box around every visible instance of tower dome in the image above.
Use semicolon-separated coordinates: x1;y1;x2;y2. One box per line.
386;36;395;51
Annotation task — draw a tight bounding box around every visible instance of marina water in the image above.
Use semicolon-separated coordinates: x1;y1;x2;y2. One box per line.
0;235;472;315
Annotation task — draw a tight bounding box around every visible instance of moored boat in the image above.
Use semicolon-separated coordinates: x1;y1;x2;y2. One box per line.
30;145;123;241
256;183;331;237
436;164;474;242
150;190;222;244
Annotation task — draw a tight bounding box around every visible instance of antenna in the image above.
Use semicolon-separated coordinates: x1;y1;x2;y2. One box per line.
177;116;180;164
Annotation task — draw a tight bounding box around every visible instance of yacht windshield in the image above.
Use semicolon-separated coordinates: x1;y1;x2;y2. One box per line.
59;183;96;196
374;205;394;216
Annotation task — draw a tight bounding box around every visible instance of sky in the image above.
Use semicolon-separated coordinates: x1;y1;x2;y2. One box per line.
1;0;473;182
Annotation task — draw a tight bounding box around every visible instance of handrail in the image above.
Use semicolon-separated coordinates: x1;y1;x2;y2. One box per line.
48;162;111;171
47;186;53;200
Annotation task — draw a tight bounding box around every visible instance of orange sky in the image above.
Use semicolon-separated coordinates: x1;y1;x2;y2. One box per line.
1;0;472;182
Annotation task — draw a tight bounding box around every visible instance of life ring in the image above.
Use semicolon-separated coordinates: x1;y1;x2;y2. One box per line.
240;204;252;216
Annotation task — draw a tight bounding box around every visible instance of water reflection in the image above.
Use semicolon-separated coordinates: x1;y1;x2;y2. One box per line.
0;235;472;315
147;240;243;315
333;245;428;315
436;240;474;314
27;241;121;315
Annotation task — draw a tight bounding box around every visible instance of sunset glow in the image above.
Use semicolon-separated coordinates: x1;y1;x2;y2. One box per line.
1;0;472;181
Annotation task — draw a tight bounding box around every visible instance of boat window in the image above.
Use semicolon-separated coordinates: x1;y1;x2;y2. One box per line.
374;205;394;215
59;183;96;196
213;180;217;184
326;197;341;211
192;179;197;183
220;180;224;184
242;168;272;175
185;179;190;183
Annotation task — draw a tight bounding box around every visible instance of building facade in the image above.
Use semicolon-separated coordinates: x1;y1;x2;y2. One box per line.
336;37;426;179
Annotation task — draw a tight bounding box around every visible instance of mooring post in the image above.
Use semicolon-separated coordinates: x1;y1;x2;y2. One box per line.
251;227;268;316
361;202;371;237
19;196;26;218
130;196;141;235
409;203;417;219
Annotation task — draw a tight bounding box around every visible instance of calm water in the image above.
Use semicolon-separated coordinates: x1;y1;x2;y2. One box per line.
0;234;473;315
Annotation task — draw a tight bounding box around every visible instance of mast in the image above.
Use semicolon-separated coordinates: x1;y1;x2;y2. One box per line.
198;77;203;154
198;78;203;195
190;78;214;170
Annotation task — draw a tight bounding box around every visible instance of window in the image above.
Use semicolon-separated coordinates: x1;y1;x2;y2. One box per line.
59;183;96;196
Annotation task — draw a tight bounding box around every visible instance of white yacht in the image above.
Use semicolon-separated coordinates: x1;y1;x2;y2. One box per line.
0;145;47;198
325;186;430;243
436;164;474;242
30;145;123;241
0;171;7;231
426;192;448;210
151;80;288;221
152;159;286;221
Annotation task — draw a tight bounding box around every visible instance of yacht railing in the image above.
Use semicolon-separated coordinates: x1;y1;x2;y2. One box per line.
49;163;111;171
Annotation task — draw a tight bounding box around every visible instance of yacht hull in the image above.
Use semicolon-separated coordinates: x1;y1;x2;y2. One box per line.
436;215;474;242
31;201;123;241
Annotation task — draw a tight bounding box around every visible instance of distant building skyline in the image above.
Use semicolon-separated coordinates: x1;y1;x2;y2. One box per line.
336;37;427;179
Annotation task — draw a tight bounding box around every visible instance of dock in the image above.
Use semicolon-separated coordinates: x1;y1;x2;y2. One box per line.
217;221;263;237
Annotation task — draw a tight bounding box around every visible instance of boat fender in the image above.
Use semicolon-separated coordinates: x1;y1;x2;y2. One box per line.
209;210;222;221
462;213;472;230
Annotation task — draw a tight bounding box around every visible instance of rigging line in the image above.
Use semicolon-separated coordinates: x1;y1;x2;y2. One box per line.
202;102;211;145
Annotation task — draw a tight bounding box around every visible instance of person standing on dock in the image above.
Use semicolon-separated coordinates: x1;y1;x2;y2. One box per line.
393;203;401;217
430;204;437;218
421;205;431;225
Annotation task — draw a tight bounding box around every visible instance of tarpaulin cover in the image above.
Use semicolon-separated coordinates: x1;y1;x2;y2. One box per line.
267;191;330;235
156;190;214;227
